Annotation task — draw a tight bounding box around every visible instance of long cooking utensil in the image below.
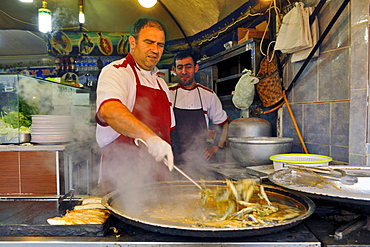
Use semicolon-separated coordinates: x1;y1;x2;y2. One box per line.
134;138;203;190
287;164;358;185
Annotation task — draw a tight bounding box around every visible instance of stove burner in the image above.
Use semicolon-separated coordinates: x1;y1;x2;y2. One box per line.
315;205;370;239
333;216;369;239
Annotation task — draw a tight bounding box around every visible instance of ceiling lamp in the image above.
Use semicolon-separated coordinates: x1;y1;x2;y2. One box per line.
38;0;52;33
19;0;33;2
79;3;85;24
138;0;157;8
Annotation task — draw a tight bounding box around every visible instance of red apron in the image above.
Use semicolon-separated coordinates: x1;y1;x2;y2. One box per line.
100;54;172;194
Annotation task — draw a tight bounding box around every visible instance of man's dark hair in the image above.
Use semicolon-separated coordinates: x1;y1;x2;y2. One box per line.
130;16;167;40
173;50;198;67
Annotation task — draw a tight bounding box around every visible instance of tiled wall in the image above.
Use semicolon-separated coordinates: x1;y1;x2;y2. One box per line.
281;0;355;164
349;0;370;165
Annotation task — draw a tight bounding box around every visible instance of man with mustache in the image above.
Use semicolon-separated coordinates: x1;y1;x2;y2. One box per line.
169;51;228;176
95;17;175;193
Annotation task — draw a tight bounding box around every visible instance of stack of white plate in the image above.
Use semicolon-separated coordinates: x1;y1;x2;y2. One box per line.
31;115;73;144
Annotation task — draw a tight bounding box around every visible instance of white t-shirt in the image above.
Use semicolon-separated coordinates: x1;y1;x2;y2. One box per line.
96;57;175;148
169;83;228;128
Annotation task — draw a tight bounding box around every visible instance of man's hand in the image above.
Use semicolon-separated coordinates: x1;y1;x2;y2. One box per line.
203;146;218;161
146;136;174;171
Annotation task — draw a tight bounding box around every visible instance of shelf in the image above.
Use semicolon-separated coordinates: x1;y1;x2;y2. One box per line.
216;73;243;83
219;95;233;101
197;38;264;98
198;38;259;69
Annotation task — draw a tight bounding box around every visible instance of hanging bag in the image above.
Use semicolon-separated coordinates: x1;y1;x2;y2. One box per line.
256;55;283;107
274;2;312;54
232;69;259;110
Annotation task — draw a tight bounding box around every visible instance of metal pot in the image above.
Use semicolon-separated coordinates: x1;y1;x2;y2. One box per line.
229;137;293;166
101;180;315;238
228;117;272;138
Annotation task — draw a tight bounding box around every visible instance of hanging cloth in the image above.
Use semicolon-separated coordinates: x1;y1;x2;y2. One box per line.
291;6;320;62
274;2;313;54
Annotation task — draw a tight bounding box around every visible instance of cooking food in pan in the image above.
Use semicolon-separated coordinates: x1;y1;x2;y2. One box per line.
47;197;110;225
191;179;303;228
102;180;315;238
145;179;304;228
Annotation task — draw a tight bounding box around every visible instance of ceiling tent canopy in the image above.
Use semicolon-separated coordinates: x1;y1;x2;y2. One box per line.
1;0;255;38
0;0;270;65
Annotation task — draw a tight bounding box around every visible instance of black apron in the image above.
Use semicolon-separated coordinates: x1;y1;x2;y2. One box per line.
172;87;207;167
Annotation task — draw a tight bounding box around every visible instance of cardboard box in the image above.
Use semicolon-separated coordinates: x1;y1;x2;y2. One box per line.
237;28;269;44
237;21;269;44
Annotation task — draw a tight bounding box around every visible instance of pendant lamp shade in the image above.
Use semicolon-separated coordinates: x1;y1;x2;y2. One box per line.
38;0;52;33
138;0;157;8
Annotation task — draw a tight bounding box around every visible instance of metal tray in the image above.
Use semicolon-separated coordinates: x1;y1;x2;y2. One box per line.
268;166;370;214
0;199;110;236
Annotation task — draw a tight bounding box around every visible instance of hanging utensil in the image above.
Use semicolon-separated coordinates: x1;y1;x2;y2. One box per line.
134;138;203;190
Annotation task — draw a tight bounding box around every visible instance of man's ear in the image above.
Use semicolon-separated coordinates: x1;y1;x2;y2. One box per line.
129;36;136;51
195;64;199;72
172;66;176;73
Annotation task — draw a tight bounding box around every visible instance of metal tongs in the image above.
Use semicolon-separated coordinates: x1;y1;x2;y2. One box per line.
134;138;203;190
288;164;358;185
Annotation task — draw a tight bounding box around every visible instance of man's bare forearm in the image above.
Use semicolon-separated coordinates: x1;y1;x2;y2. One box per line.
99;101;157;142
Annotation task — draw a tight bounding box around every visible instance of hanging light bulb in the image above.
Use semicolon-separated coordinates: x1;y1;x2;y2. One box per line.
79;5;85;24
38;0;52;33
138;0;157;8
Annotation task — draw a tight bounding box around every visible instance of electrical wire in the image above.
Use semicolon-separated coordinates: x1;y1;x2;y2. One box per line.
259;0;282;62
198;7;264;46
59;26;89;32
0;9;36;26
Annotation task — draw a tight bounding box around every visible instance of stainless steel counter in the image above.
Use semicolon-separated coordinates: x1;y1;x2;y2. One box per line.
0;142;84;152
0;221;320;247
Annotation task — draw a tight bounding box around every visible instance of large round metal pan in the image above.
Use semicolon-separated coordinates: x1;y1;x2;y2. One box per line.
268;166;370;214
102;180;315;238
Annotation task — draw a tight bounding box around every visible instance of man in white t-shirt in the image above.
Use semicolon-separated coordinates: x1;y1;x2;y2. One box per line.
169;51;228;174
95;17;175;193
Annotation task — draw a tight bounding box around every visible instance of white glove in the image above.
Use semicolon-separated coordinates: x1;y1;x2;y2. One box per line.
146;136;174;171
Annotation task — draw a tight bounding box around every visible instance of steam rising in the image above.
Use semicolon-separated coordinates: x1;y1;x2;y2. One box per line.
17;75;94;195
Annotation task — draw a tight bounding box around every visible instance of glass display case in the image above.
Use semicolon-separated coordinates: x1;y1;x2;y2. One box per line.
0;74;93;144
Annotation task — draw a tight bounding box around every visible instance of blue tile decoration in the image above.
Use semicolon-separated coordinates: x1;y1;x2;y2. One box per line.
331;102;349;146
304;103;330;144
318;50;349;101
349;154;366;166
282;104;303;142
350;23;369;90
349;89;367;155
331;146;349;163
318;0;349;52
291;60;318;103
305;143;330;157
